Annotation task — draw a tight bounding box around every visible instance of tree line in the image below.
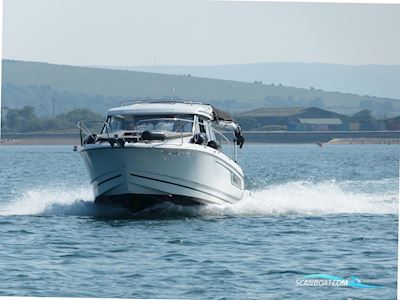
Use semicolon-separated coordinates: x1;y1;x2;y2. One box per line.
1;106;397;133
1;106;102;133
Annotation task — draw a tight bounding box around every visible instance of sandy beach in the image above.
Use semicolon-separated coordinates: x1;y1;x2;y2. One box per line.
0;137;80;145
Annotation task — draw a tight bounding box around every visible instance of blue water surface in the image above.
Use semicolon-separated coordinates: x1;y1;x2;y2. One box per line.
0;144;398;299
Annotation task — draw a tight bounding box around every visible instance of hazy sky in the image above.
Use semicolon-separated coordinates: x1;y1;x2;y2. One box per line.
3;0;400;66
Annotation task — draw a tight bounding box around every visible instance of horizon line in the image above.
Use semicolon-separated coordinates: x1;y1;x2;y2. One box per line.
3;58;400;68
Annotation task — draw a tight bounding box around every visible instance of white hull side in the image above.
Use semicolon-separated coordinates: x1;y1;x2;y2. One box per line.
80;143;245;208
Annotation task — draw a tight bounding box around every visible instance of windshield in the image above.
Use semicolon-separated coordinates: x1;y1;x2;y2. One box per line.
105;114;194;133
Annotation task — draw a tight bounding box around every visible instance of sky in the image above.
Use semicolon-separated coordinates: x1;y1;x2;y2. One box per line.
2;0;400;66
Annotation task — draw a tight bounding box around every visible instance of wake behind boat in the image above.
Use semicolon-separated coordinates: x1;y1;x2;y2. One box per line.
78;100;245;212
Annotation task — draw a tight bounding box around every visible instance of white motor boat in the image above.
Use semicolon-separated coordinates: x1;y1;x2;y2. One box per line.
78;101;245;212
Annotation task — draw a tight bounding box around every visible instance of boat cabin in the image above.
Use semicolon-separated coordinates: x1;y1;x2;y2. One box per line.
79;101;244;153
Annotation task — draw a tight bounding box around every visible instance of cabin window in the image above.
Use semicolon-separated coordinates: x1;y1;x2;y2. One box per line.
208;123;217;141
109;115;132;131
105;114;194;133
199;118;206;133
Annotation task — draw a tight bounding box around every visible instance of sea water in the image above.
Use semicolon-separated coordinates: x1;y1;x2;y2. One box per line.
0;144;397;299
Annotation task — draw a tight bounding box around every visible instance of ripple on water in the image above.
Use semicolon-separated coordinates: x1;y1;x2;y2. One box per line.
0;145;397;299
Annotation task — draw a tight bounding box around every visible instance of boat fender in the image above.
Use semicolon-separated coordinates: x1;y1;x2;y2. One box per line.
117;138;126;148
207;140;220;150
235;131;245;149
108;138;116;148
190;133;207;145
84;134;97;145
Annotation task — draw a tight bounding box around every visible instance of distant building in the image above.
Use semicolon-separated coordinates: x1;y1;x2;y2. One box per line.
384;116;400;130
349;121;361;131
295;118;344;131
235;107;350;131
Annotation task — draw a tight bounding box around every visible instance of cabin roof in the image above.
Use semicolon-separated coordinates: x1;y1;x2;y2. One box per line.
107;101;214;119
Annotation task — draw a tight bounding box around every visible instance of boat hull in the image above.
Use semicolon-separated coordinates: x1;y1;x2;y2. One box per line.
80;144;245;211
96;193;205;212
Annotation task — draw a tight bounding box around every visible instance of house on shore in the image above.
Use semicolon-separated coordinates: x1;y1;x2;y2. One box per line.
383;116;400;130
235;107;351;131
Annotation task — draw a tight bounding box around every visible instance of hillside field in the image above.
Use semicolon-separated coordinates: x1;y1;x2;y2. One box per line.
2;60;400;117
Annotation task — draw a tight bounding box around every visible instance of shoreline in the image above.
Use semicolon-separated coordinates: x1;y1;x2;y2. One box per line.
1;131;400;145
0;138;79;145
326;138;400;145
1;137;400;146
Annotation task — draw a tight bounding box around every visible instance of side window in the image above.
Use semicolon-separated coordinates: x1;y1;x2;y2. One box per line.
109;116;124;131
101;117;110;134
199;118;206;133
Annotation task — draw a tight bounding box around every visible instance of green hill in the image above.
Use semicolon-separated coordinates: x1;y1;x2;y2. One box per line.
100;62;400;99
2;60;400;117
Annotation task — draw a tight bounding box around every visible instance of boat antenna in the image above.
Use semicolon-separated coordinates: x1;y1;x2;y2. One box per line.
171;88;175;102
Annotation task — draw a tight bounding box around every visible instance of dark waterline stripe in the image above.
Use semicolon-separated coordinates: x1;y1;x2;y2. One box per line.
97;174;122;186
129;173;230;203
